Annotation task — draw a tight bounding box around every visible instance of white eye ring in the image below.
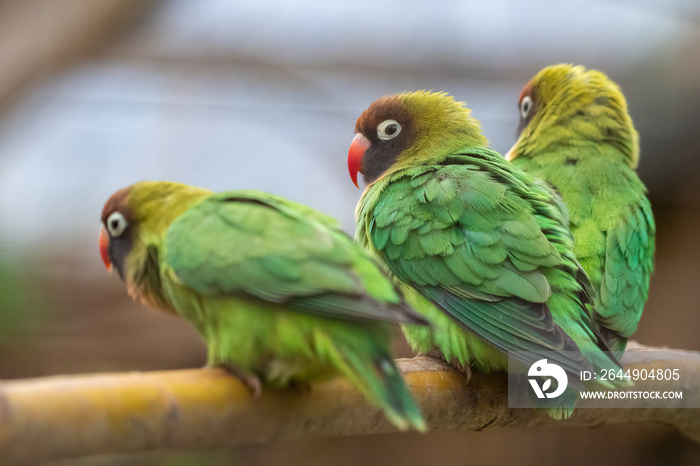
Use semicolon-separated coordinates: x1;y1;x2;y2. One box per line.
377;119;401;140
106;211;128;237
520;95;533;119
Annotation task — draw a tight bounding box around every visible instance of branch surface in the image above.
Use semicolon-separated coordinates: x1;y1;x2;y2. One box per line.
0;342;697;465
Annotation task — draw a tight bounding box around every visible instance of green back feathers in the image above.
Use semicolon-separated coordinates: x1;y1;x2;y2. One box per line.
114;182;424;326
163;189;424;325
514;64;639;168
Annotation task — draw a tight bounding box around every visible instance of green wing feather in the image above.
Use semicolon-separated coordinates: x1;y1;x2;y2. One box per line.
162;190;425;325
596;196;655;352
358;149;611;376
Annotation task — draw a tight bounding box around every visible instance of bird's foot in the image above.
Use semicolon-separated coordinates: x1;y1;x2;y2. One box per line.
212;362;263;398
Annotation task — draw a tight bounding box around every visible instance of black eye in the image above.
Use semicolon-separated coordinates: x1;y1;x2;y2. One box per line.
106;211;128;237
377;119;401;140
520;95;533;119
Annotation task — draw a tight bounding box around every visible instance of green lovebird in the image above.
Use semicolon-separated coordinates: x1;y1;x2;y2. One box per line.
506;64;655;355
99;181;427;431
347;91;625;419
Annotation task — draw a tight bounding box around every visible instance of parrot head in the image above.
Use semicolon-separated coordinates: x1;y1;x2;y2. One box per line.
348;90;488;187
99;181;210;281
506;64;639;167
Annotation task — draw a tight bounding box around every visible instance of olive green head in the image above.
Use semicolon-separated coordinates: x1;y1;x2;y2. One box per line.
507;64;639;168
348;90;489;186
99;181;211;280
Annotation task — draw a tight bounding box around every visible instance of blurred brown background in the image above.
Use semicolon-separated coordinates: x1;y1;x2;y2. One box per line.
0;1;698;465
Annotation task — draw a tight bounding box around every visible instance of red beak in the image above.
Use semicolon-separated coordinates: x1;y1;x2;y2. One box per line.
348;133;370;188
99;226;112;271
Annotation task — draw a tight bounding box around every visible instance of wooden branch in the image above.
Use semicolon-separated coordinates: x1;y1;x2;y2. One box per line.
0;342;697;465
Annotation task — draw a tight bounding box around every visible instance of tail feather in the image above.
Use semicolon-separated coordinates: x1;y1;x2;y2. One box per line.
597;325;628;360
369;355;426;432
315;332;426;431
557;318;630;391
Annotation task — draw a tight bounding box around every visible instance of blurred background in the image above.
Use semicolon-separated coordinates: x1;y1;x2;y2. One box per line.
0;0;698;464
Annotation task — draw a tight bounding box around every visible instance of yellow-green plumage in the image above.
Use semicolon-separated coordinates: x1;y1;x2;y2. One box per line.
350;91;627;419
507;64;655;355
100;181;426;431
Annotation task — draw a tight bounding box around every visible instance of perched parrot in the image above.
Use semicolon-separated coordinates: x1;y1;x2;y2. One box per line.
505;64;655;355
99;181;427;431
348;91;626;419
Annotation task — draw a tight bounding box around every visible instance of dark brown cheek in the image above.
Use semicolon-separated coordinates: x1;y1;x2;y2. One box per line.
361;140;398;185
361;129;414;184
108;229;133;281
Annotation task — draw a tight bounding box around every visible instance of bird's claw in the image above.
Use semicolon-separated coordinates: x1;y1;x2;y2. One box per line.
455;363;472;381
212;363;263;398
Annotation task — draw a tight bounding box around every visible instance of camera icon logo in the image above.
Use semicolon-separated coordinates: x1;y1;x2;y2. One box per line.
528;359;568;399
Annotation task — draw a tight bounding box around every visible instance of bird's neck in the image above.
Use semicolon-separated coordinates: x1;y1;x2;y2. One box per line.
125;240;176;314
